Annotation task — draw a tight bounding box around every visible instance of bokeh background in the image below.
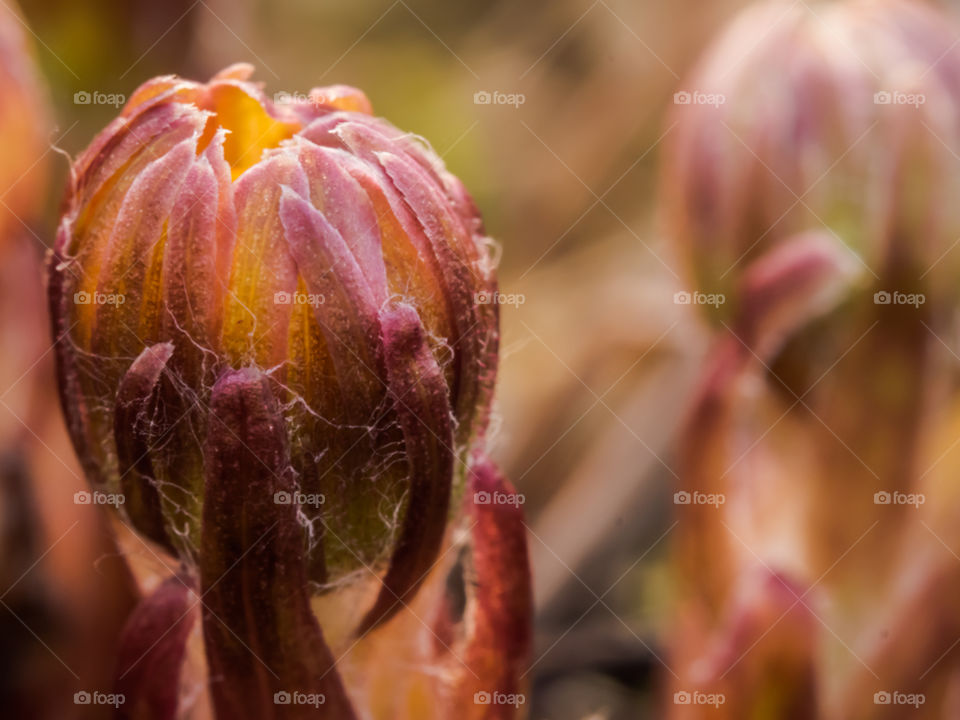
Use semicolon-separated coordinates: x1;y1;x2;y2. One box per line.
7;0;960;718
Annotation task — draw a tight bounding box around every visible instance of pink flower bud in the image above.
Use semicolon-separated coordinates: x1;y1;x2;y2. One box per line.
663;0;960;311
48;65;499;629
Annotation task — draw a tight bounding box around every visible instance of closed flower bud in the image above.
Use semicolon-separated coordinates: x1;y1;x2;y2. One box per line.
665;4;960;717
663;0;960;313
48;64;499;630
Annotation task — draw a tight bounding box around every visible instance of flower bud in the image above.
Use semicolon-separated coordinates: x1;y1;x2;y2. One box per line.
48;64;499;626
665;3;960;717
663;0;960;314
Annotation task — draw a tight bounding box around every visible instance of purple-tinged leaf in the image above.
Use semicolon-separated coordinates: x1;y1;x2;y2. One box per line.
293;142;388;304
114;342;175;553
278;185;384;420
201;367;357;720
376;150;498;448
431;456;532;720
114;573;198;720
357;303;454;634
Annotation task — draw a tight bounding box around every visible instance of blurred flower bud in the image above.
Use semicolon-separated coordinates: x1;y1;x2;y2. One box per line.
664;0;960;594
0;0;51;248
48;64;499;631
664;3;960;718
663;0;960;314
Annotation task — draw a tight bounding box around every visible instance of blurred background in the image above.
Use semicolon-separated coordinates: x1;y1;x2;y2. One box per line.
7;0;960;718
